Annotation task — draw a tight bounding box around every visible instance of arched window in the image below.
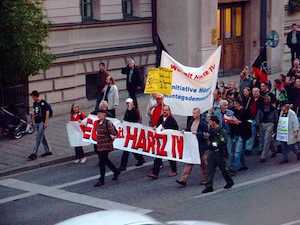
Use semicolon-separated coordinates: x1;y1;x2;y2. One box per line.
81;0;93;21
122;0;133;18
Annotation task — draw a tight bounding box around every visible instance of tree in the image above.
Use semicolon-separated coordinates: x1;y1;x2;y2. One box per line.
0;0;54;86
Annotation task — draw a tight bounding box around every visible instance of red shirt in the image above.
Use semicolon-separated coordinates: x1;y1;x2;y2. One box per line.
151;105;162;127
70;112;86;122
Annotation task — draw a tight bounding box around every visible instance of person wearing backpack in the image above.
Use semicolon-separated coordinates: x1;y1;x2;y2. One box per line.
94;109;120;187
28;90;53;160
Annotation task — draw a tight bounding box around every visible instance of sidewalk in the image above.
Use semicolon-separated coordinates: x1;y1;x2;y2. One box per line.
0;72;282;177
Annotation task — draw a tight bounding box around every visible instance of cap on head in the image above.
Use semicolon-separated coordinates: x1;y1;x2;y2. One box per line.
125;98;133;103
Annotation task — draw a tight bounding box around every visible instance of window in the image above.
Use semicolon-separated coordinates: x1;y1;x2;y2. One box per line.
122;0;133;18
216;9;221;40
224;8;232;38
81;0;93;22
235;7;242;37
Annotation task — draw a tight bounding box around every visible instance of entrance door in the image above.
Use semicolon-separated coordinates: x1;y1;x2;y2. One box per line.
217;4;244;75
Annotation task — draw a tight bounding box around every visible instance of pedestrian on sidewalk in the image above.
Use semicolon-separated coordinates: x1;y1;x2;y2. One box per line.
202;115;234;194
101;76;119;118
28;90;53;161
148;105;179;179
176;107;209;187
286;23;300;66
119;98;145;171
95;62;109;111
70;104;87;164
94;110;120;187
276;103;300;164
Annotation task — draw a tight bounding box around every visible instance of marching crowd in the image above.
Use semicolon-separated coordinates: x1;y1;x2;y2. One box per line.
27;57;300;194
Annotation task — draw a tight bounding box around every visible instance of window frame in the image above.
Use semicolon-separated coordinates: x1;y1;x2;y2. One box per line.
81;0;94;22
122;0;134;18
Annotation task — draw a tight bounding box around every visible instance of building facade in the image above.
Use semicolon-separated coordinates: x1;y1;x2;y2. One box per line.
25;0;297;114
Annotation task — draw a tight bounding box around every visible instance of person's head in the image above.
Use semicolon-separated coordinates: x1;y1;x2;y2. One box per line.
280;74;287;83
264;95;271;105
30;90;40;102
192;107;201;120
281;103;290;113
151;93;158;99
252;87;260;98
106;75;115;85
126;98;134;110
155;94;164;105
70;103;80;115
99;100;109;111
295;78;300;88
209;115;220;129
292;23;298;31
260;82;269;93
162;105;171;118
97;109;107;121
220;100;229;112
99;62;106;72
234;99;242;109
213;89;221;100
228;81;236;90
274;79;282;89
294;59;300;68
242;87;251;97
128;58;135;69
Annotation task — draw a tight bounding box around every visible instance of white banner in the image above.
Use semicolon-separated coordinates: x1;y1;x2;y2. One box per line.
66;122;91;147
161;47;221;116
76;115;200;164
276;117;289;142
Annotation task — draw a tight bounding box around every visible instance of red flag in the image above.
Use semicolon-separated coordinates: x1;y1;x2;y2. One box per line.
252;48;268;83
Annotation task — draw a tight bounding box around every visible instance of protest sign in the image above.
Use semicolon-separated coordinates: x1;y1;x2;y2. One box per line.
144;67;173;95
160;47;221;116
78;115;201;164
276;117;289;142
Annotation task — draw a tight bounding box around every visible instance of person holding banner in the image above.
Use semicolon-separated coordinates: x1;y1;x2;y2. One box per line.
202;116;234;194
148;105;179;179
101;76;119;118
94;110;120;187
276;103;300;164
176;108;209;186
150;94;164;127
70;104;87;163
119;98;145;171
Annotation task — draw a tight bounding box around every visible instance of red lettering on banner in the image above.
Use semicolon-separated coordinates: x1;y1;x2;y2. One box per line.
117;127;124;138
135;129;146;151
82;118;94;139
124;126;138;148
171;135;184;159
155;134;167;156
146;130;155;153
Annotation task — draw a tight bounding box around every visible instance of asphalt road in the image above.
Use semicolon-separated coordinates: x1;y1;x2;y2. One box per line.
1;150;300;225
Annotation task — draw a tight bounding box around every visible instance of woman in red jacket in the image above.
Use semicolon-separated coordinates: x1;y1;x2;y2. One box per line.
70;104;87;163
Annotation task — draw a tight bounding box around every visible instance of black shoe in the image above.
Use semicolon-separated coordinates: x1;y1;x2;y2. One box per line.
297;153;300;161
279;159;289;164
224;181;234;189
238;166;248;172
112;170;120;181
119;166;126;171
244;150;252;156
28;153;37;161
202;187;214;194
41;152;53;157
259;158;266;163
94;180;104;187
271;153;277;158
135;160;145;167
176;179;187;187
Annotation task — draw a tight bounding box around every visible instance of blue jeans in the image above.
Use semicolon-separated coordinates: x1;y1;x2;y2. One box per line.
245;120;256;152
224;132;233;168
281;142;297;161
232;136;245;170
33;123;50;154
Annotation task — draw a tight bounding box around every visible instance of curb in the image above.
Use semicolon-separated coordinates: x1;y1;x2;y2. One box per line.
0;151;96;178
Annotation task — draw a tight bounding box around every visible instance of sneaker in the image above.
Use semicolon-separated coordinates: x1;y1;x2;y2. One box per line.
176;179;187;187
28;153;37;161
80;157;87;163
112;171;120;181
200;180;208;185
224;181;234;189
147;173;158;179
41;152;53;157
94;180;104;187
202;187;214;194
168;171;177;177
73;159;80;164
135;160;145;167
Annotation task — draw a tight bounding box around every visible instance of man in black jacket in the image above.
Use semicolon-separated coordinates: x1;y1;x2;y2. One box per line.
121;59;142;108
287;23;300;66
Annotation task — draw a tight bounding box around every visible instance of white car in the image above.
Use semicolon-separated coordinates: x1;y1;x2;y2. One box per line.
55;210;228;225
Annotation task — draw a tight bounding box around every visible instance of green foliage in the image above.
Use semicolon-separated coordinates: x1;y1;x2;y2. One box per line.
0;0;54;85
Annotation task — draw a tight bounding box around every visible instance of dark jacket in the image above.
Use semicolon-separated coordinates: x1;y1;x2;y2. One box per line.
121;66;142;90
157;115;179;130
256;105;278;125
232;107;252;140
124;108;141;123
96;70;109;95
287;30;300;49
186;117;209;155
95;119;117;152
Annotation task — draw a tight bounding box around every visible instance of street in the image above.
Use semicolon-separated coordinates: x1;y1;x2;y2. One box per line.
1;150;300;225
